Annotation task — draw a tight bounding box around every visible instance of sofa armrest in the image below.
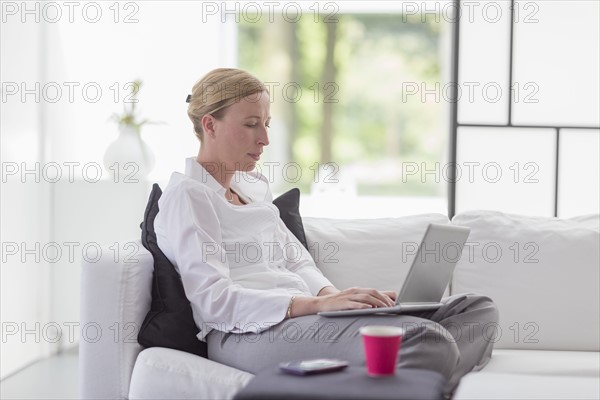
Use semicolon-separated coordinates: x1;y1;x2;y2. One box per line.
79;239;154;399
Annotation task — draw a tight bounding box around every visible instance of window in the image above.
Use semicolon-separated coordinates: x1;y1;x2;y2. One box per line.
237;4;450;217
453;0;600;217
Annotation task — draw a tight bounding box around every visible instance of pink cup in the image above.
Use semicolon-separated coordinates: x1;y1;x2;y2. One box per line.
359;326;404;377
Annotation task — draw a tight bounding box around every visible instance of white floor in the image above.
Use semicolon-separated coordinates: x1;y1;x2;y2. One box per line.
0;347;78;399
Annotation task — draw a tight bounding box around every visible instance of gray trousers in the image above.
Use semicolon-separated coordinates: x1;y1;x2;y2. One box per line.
207;293;499;397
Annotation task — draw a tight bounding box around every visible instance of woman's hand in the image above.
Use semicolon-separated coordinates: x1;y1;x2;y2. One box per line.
289;287;396;318
315;287;396;312
317;286;396;302
382;290;397;302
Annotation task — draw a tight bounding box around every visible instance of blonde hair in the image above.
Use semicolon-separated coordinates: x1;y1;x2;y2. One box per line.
187;68;267;141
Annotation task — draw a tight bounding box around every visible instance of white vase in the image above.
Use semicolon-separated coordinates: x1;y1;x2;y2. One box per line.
103;125;155;181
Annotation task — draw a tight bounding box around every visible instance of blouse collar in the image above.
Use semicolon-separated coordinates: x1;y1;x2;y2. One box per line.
184;157;252;203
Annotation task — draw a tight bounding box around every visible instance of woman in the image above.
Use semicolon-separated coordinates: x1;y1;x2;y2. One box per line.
155;68;499;396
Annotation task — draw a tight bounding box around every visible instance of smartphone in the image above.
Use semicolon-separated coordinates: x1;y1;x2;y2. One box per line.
279;359;349;376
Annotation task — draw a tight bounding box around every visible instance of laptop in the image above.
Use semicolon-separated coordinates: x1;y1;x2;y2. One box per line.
318;223;470;317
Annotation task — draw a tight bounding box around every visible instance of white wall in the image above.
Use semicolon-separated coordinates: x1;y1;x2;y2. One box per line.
1;13;53;379
45;1;230;355
1;1;234;377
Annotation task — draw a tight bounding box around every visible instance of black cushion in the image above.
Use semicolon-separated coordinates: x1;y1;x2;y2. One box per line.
273;188;309;250
137;185;308;358
138;183;208;358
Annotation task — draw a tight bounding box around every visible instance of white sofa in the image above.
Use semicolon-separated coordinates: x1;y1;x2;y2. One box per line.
79;210;600;399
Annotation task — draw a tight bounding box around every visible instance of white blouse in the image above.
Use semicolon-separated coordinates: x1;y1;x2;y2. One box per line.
155;157;333;341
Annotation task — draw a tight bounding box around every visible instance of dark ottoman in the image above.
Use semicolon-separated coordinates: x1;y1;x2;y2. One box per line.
233;366;446;400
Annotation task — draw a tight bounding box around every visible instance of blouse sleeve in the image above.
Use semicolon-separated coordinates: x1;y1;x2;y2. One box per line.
274;218;335;295
155;183;292;339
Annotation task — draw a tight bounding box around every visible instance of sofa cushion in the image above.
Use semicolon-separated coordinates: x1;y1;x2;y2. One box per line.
451;211;600;351
456;350;600;400
453;372;600;400
129;347;253;400
273;188;309;249
478;349;600;377
303;214;450;291
138;183;208;357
